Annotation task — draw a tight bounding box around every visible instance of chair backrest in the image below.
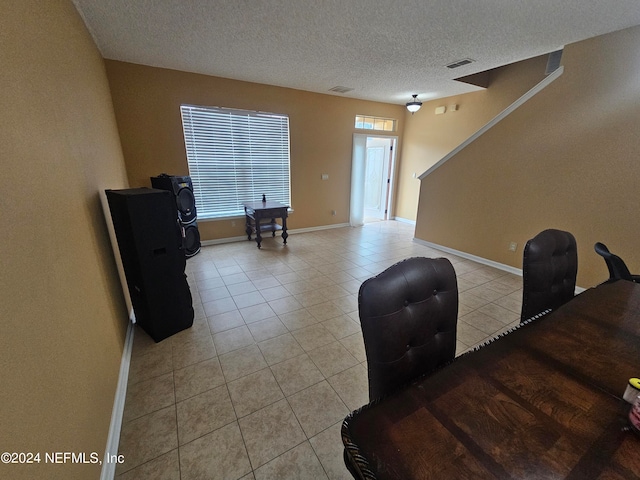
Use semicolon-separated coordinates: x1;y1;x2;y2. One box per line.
358;257;458;401
521;229;577;322
594;242;633;282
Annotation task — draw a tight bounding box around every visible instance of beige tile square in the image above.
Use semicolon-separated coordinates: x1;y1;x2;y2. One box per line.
176;384;236;445
458;291;491;309
460;310;507;335
271;353;325;396
172;335;217;370
208;309;245;334
128;348;173;385
269;296;303;315
309;421;353;480
309;341;359;377
477;302;520;324
174;357;225;402
247;317;288;342
219;344;268;381
252;276;281;290
123;372;175;423
117;406;178;475
466;284;505;302
179;422;252;480
227;281;258;296
203;297;238;317
240;303;277;324
493;290;524;314
258;333;305;366
339;333;367;363
292;324;336;352
330;295;359;314
457;321;490;346
293;290;327;308
260;285;291;302
218;265;244;277
213;325;255;355
200;286;231;303
279;309;318;331
238;399;306;469
326;364;368;411
322;315;360;339
254;441;328;480
233;291;266;309
288;381;349;437
228;368;284;417
307;301;344;321
117;449;180;480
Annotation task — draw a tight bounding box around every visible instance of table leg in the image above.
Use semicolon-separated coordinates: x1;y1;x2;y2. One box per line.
282;216;288;245
245;215;252;240
255;216;262;248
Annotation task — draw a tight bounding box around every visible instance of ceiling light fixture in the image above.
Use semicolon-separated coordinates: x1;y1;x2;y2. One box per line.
406;94;422;114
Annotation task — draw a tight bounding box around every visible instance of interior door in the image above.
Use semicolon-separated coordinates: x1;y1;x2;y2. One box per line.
364;137;392;220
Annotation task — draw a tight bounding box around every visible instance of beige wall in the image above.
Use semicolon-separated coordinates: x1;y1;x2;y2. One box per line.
105;61;406;241
396;55;548;221
415;26;640;288
0;2;130;479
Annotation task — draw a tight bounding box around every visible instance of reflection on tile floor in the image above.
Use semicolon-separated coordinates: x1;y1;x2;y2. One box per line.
116;221;523;479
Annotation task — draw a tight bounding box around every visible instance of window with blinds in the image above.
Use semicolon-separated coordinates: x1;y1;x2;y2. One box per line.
180;105;291;219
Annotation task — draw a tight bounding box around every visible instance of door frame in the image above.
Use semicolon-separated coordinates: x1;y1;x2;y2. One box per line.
350;134;398;226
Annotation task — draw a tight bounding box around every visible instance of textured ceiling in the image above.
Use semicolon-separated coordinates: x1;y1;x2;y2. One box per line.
72;0;640;105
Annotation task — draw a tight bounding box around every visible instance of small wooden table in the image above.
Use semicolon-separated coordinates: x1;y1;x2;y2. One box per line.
243;201;289;249
342;280;640;479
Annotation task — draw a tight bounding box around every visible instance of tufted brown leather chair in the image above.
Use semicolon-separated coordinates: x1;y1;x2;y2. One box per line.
358;257;458;401
521;229;577;323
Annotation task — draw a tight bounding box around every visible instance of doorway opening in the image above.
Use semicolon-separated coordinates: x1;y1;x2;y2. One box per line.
350;134;397;226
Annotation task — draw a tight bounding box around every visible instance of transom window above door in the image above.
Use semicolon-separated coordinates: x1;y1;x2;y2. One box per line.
355;115;396;132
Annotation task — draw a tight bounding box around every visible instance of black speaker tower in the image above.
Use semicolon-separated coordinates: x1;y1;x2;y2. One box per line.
106;188;194;342
151;174;201;257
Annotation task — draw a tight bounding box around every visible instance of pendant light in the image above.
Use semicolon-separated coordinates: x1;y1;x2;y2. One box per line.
406;94;422;114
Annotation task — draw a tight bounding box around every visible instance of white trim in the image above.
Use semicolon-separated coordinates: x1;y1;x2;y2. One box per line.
413;237;585;293
392;216;416;226
100;318;135;480
419;66;564;180
413;238;523;276
199;223;351;247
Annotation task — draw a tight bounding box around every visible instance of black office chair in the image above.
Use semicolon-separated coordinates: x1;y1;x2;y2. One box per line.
594;242;640;283
357;257;458;401
521;229;578;323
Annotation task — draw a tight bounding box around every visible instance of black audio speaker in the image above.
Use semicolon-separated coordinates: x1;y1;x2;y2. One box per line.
105;188;194;342
150;174;197;224
183;221;201;257
151;174;201;257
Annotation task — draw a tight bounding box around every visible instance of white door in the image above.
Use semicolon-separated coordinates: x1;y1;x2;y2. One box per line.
364;137;393;221
350;134;396;227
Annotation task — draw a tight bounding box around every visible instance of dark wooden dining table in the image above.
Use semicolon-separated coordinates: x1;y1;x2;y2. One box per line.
342;280;640;479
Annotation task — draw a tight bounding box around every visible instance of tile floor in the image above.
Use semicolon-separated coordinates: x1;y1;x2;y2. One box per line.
115;220;524;480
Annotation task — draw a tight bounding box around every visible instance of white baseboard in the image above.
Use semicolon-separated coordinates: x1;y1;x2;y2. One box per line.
200;223;351;247
100;317;135;480
413;238;585;293
392;216;416;226
413;238;523;276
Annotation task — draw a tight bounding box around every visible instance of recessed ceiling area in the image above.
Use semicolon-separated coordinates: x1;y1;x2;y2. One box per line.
72;0;640;104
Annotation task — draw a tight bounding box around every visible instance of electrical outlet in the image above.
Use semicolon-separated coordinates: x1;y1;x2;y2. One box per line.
331;210;336;216
231;221;236;227
508;241;517;252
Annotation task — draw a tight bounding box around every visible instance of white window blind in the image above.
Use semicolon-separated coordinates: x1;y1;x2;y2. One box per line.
180;105;291;219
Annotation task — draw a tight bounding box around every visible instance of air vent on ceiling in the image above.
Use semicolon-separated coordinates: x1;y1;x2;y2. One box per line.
446;58;475;69
328;86;354;94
